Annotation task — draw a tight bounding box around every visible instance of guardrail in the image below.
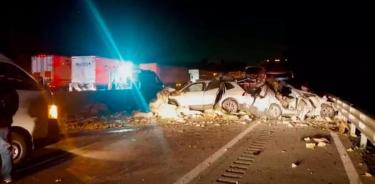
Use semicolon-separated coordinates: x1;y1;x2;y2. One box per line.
329;96;375;148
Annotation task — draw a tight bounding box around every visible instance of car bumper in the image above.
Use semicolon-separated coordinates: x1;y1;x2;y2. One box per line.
34;119;61;149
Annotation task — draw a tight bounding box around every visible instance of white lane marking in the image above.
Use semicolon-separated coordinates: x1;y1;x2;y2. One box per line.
330;132;362;184
107;128;135;133
173;120;261;184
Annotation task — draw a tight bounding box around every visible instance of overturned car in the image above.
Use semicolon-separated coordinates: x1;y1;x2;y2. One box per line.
167;79;336;120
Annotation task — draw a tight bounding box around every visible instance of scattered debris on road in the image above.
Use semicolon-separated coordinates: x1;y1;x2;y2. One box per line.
63;112;132;132
291;160;302;168
317;142;327;147
291;163;298;168
55;178;62;183
61;84;346;133
306;142;316;149
313;137;329;144
364;172;373;177
303;135;330;149
133;112;154;119
303;137;311;142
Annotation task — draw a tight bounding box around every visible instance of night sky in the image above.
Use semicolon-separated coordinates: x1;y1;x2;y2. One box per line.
1;1;374;112
1;0;285;65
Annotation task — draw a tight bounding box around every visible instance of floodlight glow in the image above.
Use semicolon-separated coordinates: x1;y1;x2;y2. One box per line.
84;0;123;61
84;0;149;111
118;62;133;80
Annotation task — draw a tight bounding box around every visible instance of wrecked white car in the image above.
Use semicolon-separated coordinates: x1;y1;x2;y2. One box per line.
168;80;248;113
262;81;336;120
168;79;336;120
168;80;279;115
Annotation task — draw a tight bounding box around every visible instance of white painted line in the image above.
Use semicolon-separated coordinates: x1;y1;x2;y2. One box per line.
173;120;261;184
330;132;362;184
107;128;135;133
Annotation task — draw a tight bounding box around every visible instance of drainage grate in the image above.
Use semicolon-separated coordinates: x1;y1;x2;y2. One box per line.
216;126;274;184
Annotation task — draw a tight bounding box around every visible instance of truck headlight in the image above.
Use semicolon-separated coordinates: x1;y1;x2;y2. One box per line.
48;104;58;119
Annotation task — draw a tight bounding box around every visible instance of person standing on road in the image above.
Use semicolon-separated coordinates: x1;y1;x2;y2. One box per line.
0;85;19;183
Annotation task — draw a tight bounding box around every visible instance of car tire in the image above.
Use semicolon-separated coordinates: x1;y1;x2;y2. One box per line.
222;98;239;114
267;103;282;119
320;104;335;118
10;132;30;165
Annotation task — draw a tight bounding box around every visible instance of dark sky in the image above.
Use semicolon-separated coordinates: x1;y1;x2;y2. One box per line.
0;0;286;66
1;1;375;111
286;5;375;112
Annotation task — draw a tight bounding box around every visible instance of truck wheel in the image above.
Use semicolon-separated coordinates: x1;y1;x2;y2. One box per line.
10;132;30;165
222;98;239;114
320;104;335;118
267;103;282;119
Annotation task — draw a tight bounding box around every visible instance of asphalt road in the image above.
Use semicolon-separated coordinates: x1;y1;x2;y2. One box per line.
10;121;375;184
193;122;349;184
11;122;247;183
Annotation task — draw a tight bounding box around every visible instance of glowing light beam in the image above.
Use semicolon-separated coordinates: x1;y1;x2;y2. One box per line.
84;0;123;61
84;0;149;112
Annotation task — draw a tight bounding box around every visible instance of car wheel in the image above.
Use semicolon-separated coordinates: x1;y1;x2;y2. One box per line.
267;103;282;119
222;98;239;114
10;132;30;165
320;104;335;118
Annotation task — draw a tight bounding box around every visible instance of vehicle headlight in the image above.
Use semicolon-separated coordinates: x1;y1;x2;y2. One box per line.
48;104;58;119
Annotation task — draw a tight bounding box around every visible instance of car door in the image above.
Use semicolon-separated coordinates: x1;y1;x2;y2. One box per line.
203;81;220;106
178;82;205;108
0;63;49;140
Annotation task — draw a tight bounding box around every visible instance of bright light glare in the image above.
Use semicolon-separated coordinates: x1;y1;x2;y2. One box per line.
118;62;133;80
48;104;58;119
84;0;149;111
84;0;123;61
